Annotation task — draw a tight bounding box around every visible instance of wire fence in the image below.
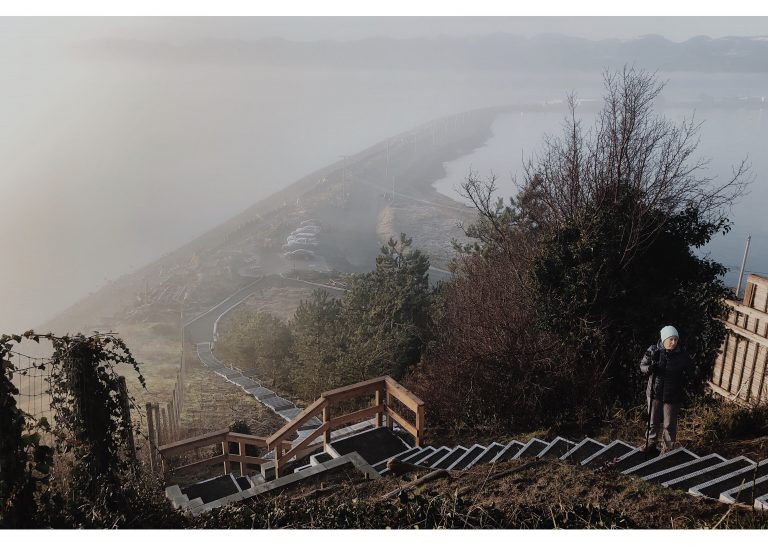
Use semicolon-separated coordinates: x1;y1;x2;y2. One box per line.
7;350;56;447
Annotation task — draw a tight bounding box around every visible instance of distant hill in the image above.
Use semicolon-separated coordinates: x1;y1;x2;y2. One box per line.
75;33;768;73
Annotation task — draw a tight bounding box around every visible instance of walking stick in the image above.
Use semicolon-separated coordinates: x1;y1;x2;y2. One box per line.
645;369;657;451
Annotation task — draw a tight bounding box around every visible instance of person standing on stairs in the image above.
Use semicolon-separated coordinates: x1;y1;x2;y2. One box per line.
639;325;699;453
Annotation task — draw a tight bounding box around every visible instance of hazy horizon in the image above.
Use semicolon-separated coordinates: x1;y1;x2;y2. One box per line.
2;17;767;333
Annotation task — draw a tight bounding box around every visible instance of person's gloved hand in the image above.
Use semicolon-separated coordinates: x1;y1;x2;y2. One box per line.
650;349;661;375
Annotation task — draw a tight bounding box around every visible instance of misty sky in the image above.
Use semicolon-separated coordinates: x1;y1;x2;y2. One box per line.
1;16;767;333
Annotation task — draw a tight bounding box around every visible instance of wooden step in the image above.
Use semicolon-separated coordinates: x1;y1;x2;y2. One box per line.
515;438;550;459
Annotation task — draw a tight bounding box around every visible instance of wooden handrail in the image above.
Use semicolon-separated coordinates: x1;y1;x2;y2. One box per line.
227;432;269;447
330;404;385;429
266;396;327;447
386;406;417;438
158;428;228;457
384;376;424;409
278;421;330;468
321;376;387;401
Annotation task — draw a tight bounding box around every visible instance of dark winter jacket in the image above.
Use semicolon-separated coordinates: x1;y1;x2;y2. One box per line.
639;341;698;404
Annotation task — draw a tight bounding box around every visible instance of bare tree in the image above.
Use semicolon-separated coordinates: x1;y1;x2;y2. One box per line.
522;67;749;269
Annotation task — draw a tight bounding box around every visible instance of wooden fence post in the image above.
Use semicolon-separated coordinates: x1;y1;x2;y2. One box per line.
117;377;136;463
161;405;170;445
385;392;393;430
152;402;162;448
145;402;157;473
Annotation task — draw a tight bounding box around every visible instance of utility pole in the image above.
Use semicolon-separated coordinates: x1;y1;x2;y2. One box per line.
385;140;390;178
339;155;348;205
736;234;752;297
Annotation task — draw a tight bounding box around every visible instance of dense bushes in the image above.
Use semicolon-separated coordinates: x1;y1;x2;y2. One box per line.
217;234;436;402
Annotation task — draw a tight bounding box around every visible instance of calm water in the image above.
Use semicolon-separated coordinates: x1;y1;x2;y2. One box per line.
433;105;768;288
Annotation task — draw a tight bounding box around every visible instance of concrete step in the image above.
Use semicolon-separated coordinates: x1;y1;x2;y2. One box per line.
467;442;505;469
642;453;726;484
261;395;296;412
448;444;487;470
180;474;242;505
688;460;768;499
373;446;423;474
416;446;452;468
561;438;606;463
611;448;661;472
399;446;437;468
491;440;525;463
328;426;411;466
621;447;699;478
719;473;768;505
664;456;755;491
538;437;575;459
581;440;635;467
310;452;332;466
515;438;550;459
432;446;469;470
244;386;277;400
755;490;768;510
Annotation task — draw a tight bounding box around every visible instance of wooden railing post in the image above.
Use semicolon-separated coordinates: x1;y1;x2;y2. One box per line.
323;405;331;445
222;436;230;475
375;388;383;428
274;441;283;479
415;404;425;447
239;441;246;477
385;392;393;430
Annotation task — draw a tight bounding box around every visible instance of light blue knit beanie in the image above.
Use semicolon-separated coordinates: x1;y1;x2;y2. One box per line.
660;325;679;343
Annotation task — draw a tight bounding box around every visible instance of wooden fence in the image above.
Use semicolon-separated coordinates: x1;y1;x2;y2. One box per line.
711;274;768;404
145;329;188;473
